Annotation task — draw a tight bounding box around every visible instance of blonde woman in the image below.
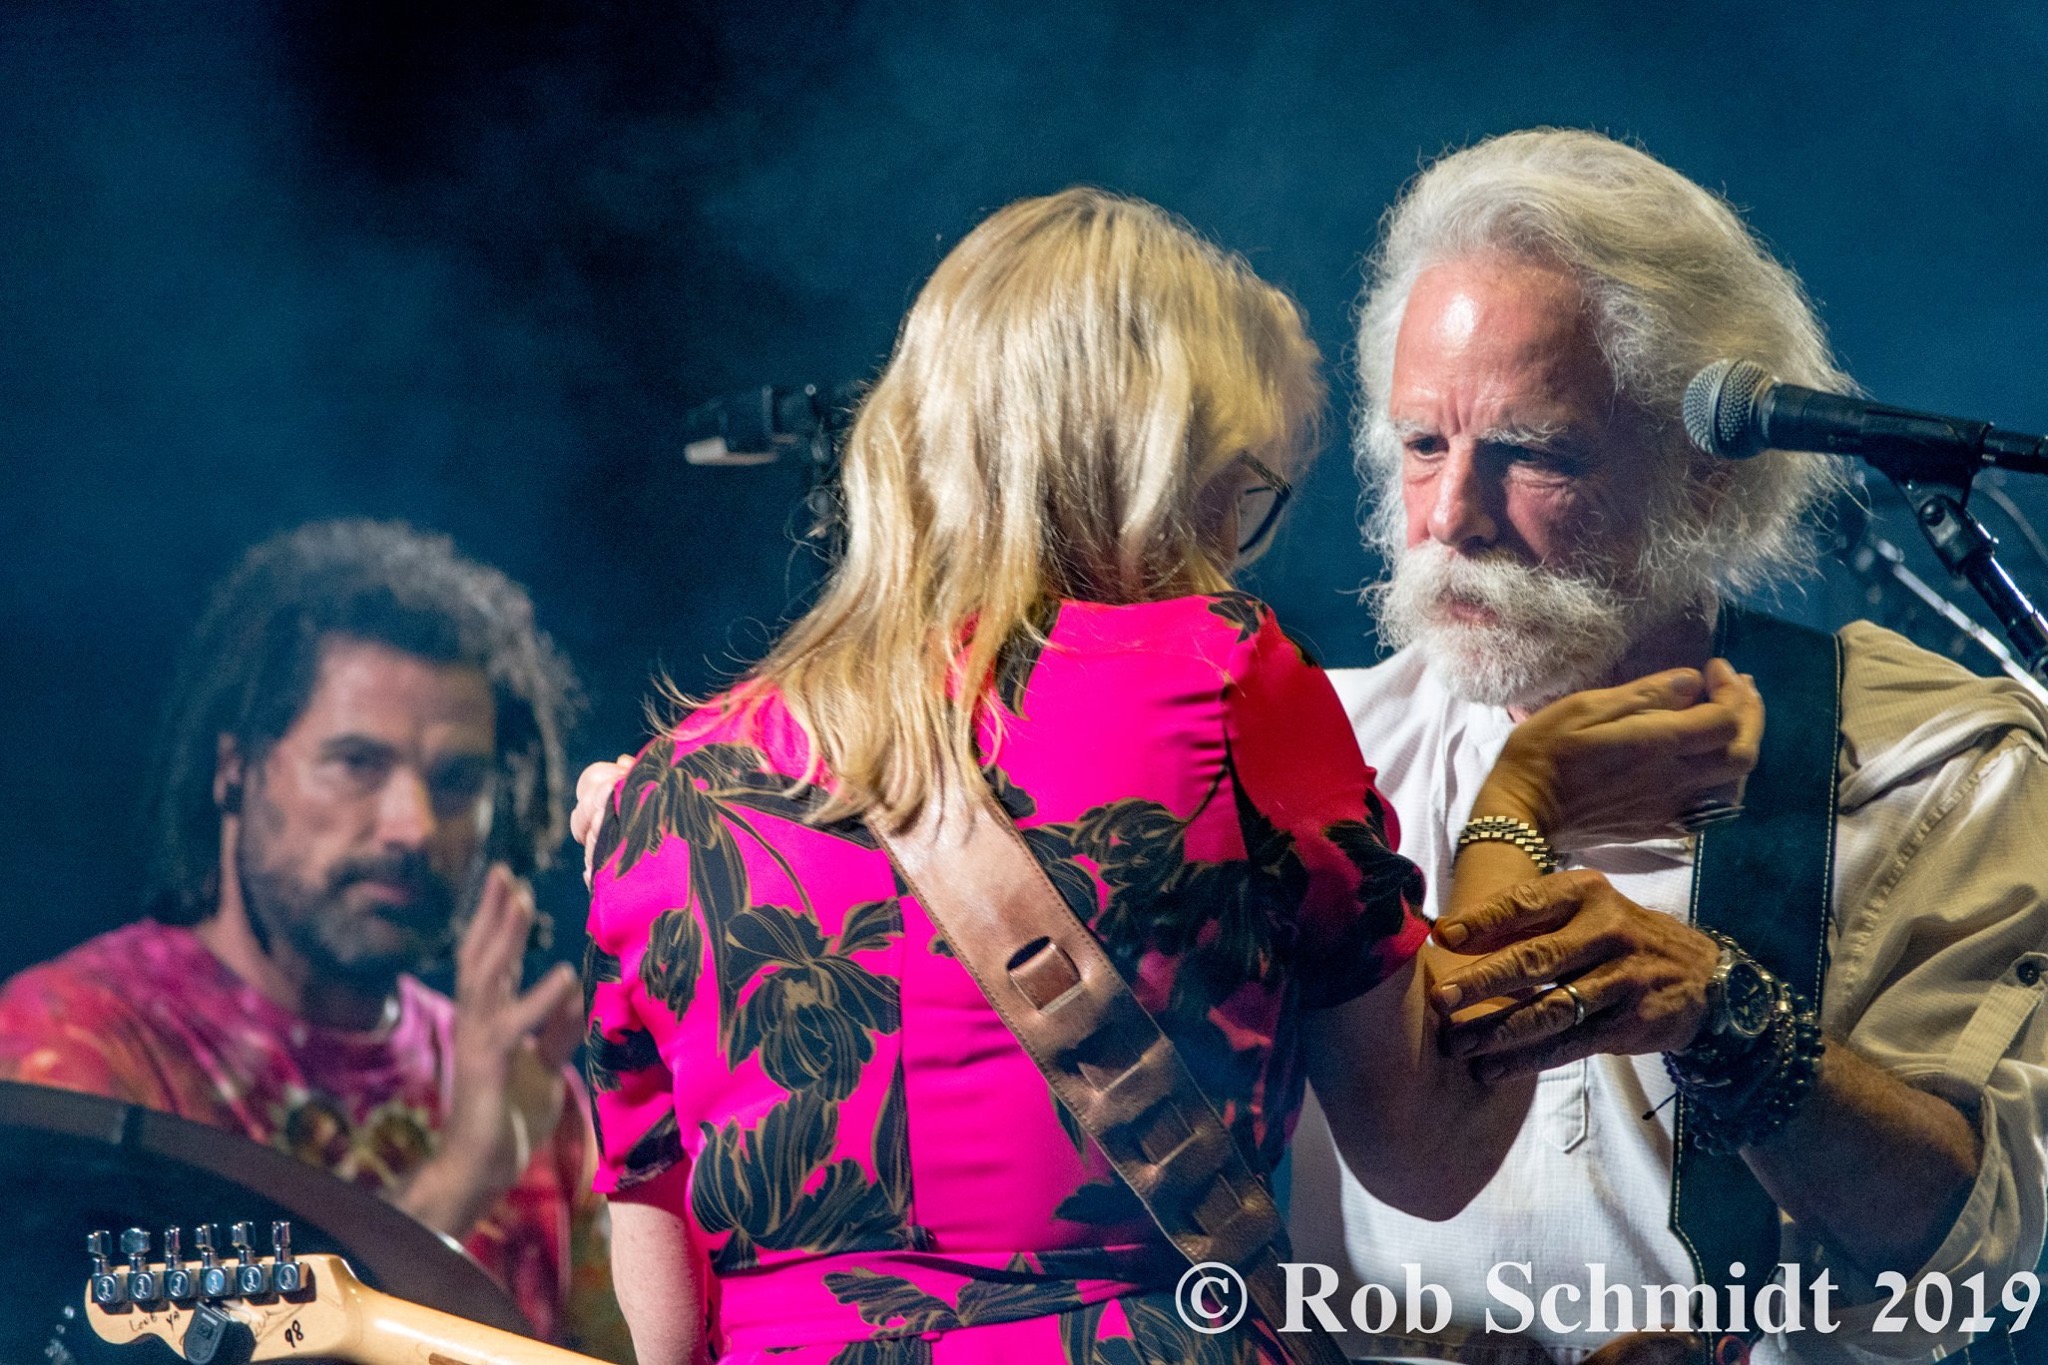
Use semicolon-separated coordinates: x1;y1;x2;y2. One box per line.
577;188;1759;1364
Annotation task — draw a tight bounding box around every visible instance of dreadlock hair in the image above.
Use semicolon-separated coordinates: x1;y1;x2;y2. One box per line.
144;519;577;924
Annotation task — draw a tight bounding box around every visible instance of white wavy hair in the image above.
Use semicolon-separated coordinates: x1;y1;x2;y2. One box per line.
1356;129;1852;597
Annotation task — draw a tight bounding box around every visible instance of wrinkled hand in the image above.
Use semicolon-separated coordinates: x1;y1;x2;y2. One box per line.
401;864;582;1238
573;755;634;888
1481;659;1762;850
1432;869;1719;1081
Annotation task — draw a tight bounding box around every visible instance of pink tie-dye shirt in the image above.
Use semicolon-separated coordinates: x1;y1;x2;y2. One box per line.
0;919;604;1346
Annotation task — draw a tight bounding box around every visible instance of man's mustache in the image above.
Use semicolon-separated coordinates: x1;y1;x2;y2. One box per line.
327;854;454;930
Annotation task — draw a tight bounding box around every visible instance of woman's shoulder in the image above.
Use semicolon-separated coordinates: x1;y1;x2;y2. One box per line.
1032;595;1320;700
1054;592;1304;657
592;687;835;905
638;684;812;779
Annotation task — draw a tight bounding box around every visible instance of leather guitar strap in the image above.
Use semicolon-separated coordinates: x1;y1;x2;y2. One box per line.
879;782;1350;1365
1670;607;1841;1304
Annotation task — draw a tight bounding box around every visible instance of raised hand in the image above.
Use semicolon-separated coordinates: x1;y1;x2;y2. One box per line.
1479;658;1762;851
394;863;581;1238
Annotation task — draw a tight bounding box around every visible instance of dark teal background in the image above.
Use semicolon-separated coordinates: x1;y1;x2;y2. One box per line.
5;1;2046;976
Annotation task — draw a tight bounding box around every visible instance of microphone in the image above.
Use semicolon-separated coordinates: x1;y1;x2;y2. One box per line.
1683;359;2048;475
681;381;862;466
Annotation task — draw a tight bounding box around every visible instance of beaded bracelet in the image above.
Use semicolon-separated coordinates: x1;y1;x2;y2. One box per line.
1668;997;1825;1153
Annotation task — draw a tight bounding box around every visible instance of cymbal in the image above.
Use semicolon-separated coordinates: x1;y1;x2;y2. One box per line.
0;1081;527;1362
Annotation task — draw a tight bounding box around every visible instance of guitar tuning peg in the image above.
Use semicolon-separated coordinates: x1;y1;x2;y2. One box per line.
229;1220;270;1297
162;1226;196;1302
268;1221;302;1294
86;1231;126;1307
121;1228;161;1304
194;1223;233;1299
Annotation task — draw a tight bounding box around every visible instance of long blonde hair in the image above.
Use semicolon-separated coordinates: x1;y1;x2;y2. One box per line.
725;187;1323;829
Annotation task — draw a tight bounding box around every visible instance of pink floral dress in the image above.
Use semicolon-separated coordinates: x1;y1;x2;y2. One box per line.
584;595;1428;1363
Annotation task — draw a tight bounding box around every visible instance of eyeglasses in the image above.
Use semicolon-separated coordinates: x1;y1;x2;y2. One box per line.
1236;454;1294;560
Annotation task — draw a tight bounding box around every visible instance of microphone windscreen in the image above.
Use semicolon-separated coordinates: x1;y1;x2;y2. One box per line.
1683;359;1773;459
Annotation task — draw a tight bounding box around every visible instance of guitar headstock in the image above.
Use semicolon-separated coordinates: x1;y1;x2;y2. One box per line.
82;1222;366;1363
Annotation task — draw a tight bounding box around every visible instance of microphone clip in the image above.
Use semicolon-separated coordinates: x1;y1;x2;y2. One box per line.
682;382;860;467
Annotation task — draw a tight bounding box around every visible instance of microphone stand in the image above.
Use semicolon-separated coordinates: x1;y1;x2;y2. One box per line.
682;382;857;598
1859;444;2048;684
794;395;849;580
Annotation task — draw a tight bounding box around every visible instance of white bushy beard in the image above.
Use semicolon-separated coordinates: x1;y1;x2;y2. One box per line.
1371;536;1710;710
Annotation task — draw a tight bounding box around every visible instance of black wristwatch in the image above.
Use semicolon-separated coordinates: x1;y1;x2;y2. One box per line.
1701;930;1779;1044
1667;929;1782;1086
1666;929;1825;1151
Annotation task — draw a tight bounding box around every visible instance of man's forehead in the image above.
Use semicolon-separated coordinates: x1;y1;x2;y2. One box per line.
1390;255;1615;419
1425;287;1485;348
289;636;495;746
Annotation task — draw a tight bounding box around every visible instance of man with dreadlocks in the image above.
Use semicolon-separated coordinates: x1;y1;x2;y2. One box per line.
0;519;618;1349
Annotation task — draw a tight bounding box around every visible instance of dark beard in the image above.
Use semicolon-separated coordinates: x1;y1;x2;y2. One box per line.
234;837;468;992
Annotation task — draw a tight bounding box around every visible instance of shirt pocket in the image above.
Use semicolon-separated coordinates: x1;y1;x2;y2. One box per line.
1536;1057;1590;1152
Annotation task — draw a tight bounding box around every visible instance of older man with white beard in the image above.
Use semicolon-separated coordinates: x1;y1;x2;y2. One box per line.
1287;130;2048;1365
